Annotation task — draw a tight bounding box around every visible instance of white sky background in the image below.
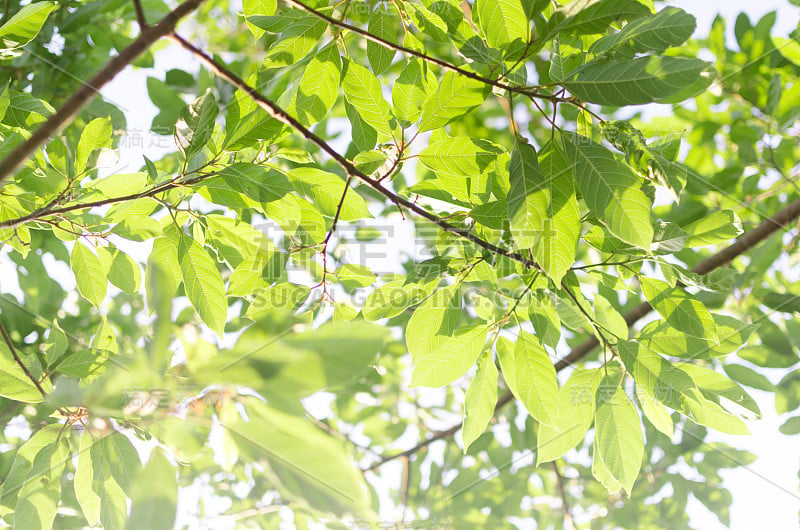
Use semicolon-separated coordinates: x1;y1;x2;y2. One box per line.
0;0;798;528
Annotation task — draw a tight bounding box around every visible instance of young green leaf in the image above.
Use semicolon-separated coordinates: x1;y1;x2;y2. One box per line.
175;89;218;158
534;141;580;284
342;59;394;136
537;367;600;464
0;1;57;50
75;116;113;173
410;325;487;388
71;242;107;307
640;277;718;342
0;340;46;402
462;352;499;452
179;235;227;336
589;7;697;55
562;56;715;106
13;435;69;529
683;210;743;247
296;43;340;127
263;15;326;68
476;0;529;49
558;131;653;248
497;331;559;425
594;385;644;496
288;167;371;221
392;59;436;124
418;71;490;131
243;0;277;39
507;141;547;250
367;5;398;74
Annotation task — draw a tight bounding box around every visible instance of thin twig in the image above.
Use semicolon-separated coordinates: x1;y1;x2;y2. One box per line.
0;321;46;396
132;0;148;28
551;461;577;530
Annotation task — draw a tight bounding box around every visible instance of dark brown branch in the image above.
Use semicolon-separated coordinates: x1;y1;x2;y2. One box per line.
169;33;542;272
364;196;800;471
0;0;207;184
551;461;577;530
132;0;148;28
0;320;46;396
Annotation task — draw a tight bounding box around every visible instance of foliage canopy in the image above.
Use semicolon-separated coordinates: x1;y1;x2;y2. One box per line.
0;0;799;528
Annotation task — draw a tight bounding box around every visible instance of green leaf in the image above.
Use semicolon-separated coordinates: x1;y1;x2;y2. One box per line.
335;264;376;288
617;340;695;411
418;71;490;131
97;246;141;295
537;367;600;464
410;325;487;388
497;331;559;425
146;235;182;311
679;363;760;419
406;285;461;358
225;398;371;517
594;294;628;340
341;59;394;136
0;2;56;50
779;416;800;435
640;277;717;342
288;167;371;221
683;210;743;247
392;59;435;124
367;5;398;75
638;314;756;359
295;43;340;127
243;0;277;39
534;142;580;285
0;339;45;402
215;162;292;204
558;131;653;248
507;141;546;250
636;385;674;436
127;448;177;530
589;7;696;55
562;56;714;106
175;89;218;158
179;235;227;336
544;0;651;38
76;116;113;173
528;294;561;350
594;385;643;496
74;432;140;528
263;15;326;68
419;136;502;202
462;352;499;452
362;280;436;321
0;425;62;511
476;0;528;49
71;242;107;307
14;435;69;530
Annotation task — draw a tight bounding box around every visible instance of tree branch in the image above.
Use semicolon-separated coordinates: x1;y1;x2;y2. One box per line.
169;33;542;272
0;171;216;228
552;461;577;530
364;196;800;470
0;0;207;184
0;320;46;397
288;0;526;95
